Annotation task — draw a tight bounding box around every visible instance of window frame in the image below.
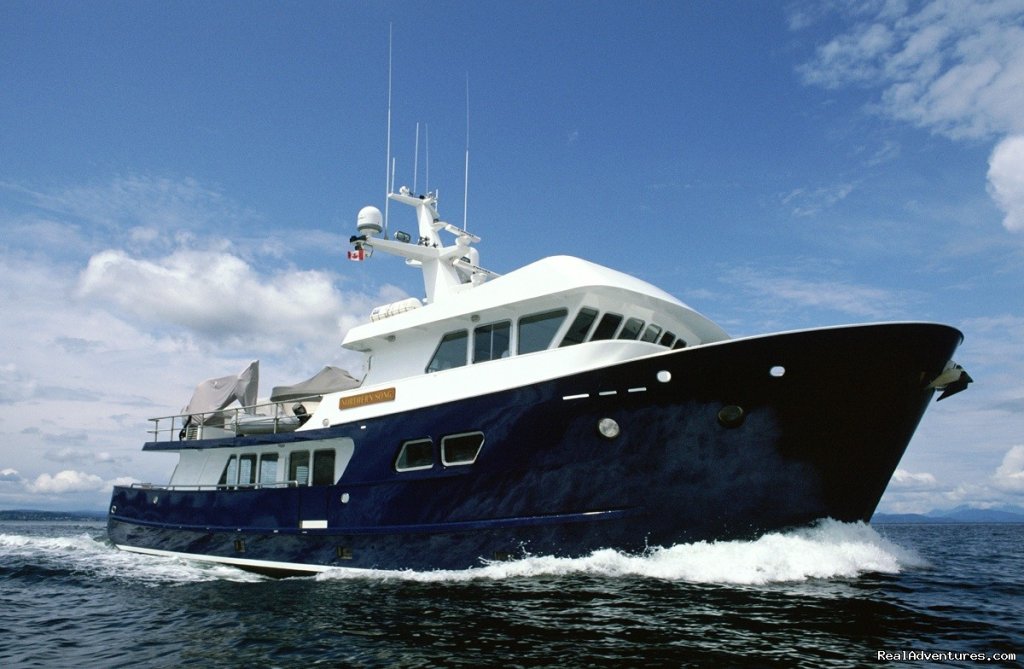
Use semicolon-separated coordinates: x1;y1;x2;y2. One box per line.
517;308;568;354
289;450;310;487
590;312;624;340
426;329;469;373
559;307;598;347
473;320;511;363
312;449;336;486
395;438;435;472
441;431;485;467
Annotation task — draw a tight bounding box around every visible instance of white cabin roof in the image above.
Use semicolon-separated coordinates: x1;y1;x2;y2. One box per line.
342;254;727;353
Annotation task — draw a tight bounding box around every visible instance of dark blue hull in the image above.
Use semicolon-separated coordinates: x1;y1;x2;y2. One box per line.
108;323;964;574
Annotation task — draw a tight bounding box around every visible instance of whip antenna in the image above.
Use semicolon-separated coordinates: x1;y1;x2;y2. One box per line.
463;74;470;231
413;122;420;194
383;24;394;235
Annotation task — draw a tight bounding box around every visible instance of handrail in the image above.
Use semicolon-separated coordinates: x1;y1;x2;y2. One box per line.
129;481;307;491
146;394;325;443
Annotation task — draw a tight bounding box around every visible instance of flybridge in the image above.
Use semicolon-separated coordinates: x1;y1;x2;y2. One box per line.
350;188;498;305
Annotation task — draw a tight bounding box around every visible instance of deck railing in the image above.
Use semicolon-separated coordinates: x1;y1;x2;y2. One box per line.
128;481;304;491
146;395;323;443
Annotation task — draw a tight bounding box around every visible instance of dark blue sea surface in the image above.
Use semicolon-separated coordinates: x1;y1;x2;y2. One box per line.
1;520;1020;668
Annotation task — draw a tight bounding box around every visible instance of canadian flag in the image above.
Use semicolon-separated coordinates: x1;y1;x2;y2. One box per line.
347;248;365;261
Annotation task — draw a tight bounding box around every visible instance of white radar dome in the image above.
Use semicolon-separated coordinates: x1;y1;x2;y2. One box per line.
356;206;383;237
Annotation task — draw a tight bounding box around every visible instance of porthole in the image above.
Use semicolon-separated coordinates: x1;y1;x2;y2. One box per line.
770;365;786;378
717;405;745;428
597;417;620;439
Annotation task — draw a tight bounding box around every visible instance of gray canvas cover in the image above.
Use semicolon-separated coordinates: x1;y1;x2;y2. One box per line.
270;366;361;402
182;360;259;422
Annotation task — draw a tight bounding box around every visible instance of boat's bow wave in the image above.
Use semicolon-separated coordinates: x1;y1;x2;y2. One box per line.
313;519;925;585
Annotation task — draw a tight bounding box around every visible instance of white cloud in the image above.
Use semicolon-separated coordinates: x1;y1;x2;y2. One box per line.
3;175;249;238
25;470;106;494
987;135;1024;233
890;468;939;490
0;173;405;509
725;267;902;320
76;247;380;352
1;468;23;483
992;445;1024;493
781;182;857;217
797;0;1024;140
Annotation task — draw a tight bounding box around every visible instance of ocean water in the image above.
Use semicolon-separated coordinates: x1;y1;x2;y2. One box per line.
0;520;1020;668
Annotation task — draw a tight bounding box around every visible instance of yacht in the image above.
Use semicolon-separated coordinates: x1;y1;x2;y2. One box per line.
107;186;971;575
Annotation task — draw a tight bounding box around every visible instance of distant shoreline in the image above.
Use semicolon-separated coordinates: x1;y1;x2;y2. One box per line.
0;509;106;522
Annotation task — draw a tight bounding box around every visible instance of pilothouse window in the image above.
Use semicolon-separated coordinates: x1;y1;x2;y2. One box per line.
427;330;469;372
618;318;645;340
591;313;623;340
560;307;598;347
518;309;568;354
641;324;662;343
473;321;511;363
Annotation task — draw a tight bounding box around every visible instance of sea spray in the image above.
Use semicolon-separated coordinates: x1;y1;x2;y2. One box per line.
315;519;926;585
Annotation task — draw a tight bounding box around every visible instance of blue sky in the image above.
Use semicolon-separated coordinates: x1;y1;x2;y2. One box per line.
1;0;1022;513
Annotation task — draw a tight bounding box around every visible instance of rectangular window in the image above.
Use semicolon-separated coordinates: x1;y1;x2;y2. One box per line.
219;456;238;486
560;307;598;347
426;330;469;372
517;309;568;354
641;324;662;343
395;438;434;472
618;317;645;340
258;454;278;485
290;450;310;486
473;321;511;363
591;313;623;340
238;454;257;485
312;449;336;486
659;331;677;348
441;432;485;466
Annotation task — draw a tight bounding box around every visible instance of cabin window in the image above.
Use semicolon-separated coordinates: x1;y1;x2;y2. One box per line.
219;456;238;486
426;329;469;372
518;309;568;354
238;454;257;486
591;313;623;340
673;339;688;349
618;317;645;340
660;331;677;348
290;450;310;486
395;438;434;472
442;432;485;466
560;307;598;347
313;449;336;486
473;321;511;363
641;324;662;343
258;454;278;485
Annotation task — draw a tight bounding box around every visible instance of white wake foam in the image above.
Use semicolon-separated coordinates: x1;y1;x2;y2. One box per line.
2;519;923;586
0;530;265;584
316;520;926;585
